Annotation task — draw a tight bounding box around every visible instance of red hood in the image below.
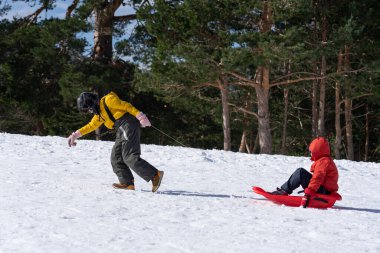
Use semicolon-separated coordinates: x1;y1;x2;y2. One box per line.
309;137;331;161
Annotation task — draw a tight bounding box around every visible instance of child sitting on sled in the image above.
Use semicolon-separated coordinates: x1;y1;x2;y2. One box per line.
271;137;339;205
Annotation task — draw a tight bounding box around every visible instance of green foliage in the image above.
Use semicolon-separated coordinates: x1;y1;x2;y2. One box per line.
1;1;380;161
0;16;87;135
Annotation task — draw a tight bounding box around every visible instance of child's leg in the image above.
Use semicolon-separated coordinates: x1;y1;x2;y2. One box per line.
111;136;135;185
281;168;312;194
119;116;157;182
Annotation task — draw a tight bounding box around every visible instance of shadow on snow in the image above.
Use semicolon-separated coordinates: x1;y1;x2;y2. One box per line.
332;205;380;214
144;190;380;214
143;189;263;201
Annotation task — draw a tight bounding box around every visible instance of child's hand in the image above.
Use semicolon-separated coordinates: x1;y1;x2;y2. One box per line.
301;188;317;208
304;188;317;196
136;112;151;128
68;130;82;147
301;195;310;208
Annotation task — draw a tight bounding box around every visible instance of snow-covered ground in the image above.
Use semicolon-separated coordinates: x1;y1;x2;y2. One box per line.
0;133;379;253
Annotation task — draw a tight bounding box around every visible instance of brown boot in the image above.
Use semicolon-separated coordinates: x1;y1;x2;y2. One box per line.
112;183;135;190
151;170;164;192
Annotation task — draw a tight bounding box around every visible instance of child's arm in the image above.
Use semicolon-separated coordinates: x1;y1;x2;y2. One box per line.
307;158;329;192
78;115;104;136
68;115;104;147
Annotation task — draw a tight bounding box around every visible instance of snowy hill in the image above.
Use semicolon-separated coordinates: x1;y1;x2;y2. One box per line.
0;133;379;253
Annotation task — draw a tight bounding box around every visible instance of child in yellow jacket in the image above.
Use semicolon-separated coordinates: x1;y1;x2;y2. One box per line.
67;91;164;192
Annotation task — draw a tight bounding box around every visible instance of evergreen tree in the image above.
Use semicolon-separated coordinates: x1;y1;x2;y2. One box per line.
1;0;379;161
0;17;87;134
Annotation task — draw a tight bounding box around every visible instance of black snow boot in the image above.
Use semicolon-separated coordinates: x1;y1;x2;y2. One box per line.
270;187;289;196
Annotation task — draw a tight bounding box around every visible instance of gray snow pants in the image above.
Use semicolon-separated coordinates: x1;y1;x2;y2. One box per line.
110;114;157;185
281;168;331;195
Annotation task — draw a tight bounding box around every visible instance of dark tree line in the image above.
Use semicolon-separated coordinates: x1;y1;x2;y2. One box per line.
0;0;379;162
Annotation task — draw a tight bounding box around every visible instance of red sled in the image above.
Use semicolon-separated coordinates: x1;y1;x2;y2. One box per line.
252;186;342;209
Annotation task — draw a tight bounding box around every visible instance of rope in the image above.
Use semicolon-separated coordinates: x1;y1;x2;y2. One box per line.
94;124;188;148
151;125;188;147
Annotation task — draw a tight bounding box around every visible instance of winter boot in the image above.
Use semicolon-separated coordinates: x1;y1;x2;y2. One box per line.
270;187;289;196
112;183;135;190
151;170;164;192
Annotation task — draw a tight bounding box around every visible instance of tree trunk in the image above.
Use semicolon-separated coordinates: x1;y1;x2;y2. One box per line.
364;104;369;162
343;46;354;160
93;10;114;63
255;67;272;154
318;55;326;137
334;82;342;159
94;6;113;141
281;88;289;154
317;16;328;137
239;130;248;153
254;0;272;154
311;15;319;138
93;1;123;63
239;91;253;153
218;77;231;151
92;2;122;140
334;50;343;159
344;98;354;160
312;63;319;138
35;120;44;135
281;61;291;154
253;132;260;154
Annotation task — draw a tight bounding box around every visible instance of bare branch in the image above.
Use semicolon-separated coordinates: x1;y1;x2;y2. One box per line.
66;0;79;19
25;0;52;25
270;76;326;87
113;14;137;23
271;72;320;83
227;71;258;88
110;0;123;13
351;93;374;100
228;103;259;119
338;67;366;75
337;93;373;107
193;82;219;89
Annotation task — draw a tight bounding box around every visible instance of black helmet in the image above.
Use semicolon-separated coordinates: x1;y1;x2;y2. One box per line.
77;92;100;114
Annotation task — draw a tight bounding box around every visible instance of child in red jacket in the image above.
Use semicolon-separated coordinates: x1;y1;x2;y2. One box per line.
271;137;339;198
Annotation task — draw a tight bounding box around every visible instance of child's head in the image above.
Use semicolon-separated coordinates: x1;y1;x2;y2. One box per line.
309;137;331;161
77;92;100;114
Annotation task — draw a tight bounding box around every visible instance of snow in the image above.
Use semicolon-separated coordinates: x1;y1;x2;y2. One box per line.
0;133;379;253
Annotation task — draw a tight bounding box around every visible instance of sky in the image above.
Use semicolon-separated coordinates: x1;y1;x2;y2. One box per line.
0;133;379;253
1;1;136;20
1;1;136;50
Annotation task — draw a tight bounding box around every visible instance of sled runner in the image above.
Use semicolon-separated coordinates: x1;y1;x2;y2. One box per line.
252;186;342;209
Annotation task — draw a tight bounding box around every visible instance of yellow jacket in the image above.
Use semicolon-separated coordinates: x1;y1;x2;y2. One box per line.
78;92;140;136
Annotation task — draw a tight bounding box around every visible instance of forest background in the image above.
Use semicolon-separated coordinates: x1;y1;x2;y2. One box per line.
0;0;379;162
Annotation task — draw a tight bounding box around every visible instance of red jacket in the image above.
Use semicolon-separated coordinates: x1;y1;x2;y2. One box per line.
308;137;339;192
